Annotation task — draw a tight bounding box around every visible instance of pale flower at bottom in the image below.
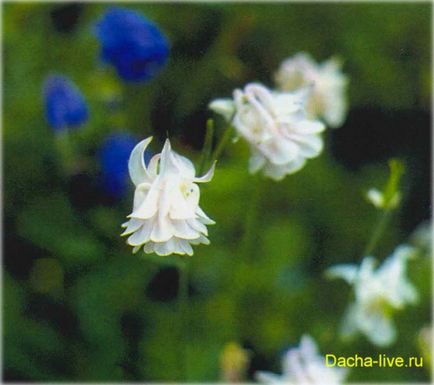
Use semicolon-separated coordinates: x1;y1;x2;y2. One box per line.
256;335;347;384
326;245;418;347
121;137;215;256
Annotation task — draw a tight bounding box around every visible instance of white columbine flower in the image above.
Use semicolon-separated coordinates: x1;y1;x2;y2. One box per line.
256;335;347;385
410;220;432;255
210;83;325;181
121;137;215;256
275;53;348;128
326;245;418;347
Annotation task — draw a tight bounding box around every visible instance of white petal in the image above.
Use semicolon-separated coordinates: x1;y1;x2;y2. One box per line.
151;238;190;256
143;242;155;254
178;239;194;256
290;134;323;158
255;371;283;384
189;235;210;245
366;188;384;208
155;240;175;256
249;150;266;173
194;162;216;183
187;218;208;236
150;215;174;243
129;184;160;219
325;264;358;284
286;350;310;382
172;151;196;179
158;139;175;176
146;154;161;178
209;98;235;121
128;137;153;186
340;304;359;339
121;217;143;236
127;219;153;246
172;219;201;240
262;162;288;181
292;119;325;135
285;157;307;175
169;188;197;220
258;138;299;165
299;335;319;360
359;309;396;347
196;206;215;225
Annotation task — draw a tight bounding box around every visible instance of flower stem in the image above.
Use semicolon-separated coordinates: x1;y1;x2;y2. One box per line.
177;257;189;381
232;176;265;336
198;119;215;175
363;209;393;257
362;159;405;257
209;124;235;165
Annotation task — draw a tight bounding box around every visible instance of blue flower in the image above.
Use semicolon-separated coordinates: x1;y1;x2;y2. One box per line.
95;7;169;82
43;75;89;132
99;132;151;198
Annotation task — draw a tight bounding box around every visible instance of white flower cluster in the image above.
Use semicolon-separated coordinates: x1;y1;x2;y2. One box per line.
210;52;347;181
122;137;215;256
211;84;325;180
256;335;347;385
275;52;348;128
326;245;418;346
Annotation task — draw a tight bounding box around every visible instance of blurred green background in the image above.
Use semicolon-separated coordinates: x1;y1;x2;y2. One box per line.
3;2;431;382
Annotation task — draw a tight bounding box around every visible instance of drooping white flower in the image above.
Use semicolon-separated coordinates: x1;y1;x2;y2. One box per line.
121;137;215;256
366;187;401;210
410;220;432;255
326;245;418;346
210;83;325;181
275;53;348;128
256;335;347;385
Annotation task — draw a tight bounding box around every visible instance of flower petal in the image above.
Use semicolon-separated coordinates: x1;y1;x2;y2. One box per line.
128;136;153;186
194;162;216;183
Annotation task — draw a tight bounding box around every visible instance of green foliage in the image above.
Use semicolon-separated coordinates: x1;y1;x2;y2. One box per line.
3;2;431;382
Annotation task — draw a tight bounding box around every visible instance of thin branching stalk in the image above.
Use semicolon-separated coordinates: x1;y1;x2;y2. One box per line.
209;124;235;164
198;119;215;175
363;209;394;257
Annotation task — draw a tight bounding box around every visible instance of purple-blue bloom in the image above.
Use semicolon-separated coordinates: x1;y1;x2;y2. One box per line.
95;7;169;82
43;75;89;132
99;132;151;198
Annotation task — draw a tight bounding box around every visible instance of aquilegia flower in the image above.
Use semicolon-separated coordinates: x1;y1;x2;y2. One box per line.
326;245;418;347
95;7;169;82
256;335;347;384
99;132;151;198
210;83;325;181
274;53;348;128
43;75;88;132
122;137;215;256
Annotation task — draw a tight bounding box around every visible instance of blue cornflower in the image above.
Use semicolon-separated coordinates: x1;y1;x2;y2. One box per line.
43;75;89;132
94;7;169;82
99;132;151;198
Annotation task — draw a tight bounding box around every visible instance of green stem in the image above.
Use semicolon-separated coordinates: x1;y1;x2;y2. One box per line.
198;119;214;175
232;177;265;336
209;124;235;165
177;257;189;381
363;209;393;257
